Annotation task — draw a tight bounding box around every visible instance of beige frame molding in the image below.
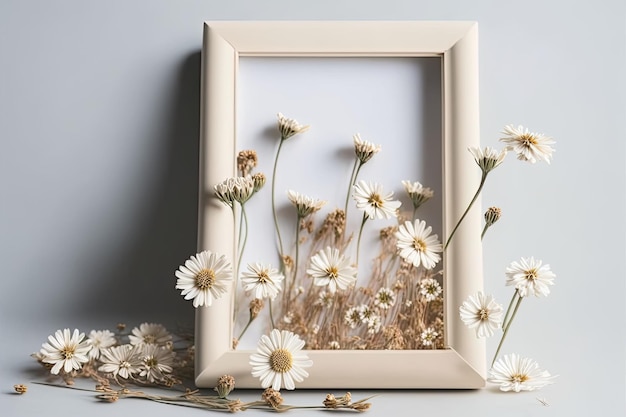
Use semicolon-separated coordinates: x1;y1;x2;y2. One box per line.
196;21;484;389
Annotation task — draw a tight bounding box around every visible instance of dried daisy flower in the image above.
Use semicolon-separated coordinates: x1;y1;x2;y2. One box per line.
86;330;116;360
373;287;396;310
261;387;284;409
129;323;172;347
419;278;443;301
287;190;327;218
402;180;434;212
420;327;438;347
505;256;555;297
484;206;502;227
395;220;443;270
365;315;382;334
324;392;352;408
98;345;142;379
468;146;507;174
353;180;401;220
328;341;341;350
237;149;258;177
175;250;233;307
315;291;334;308
344;306;362;329
252;172;266;192
250;329;313;391
277;112;310;141
214;178;235;207
459;292;504;338
231;176;255;204
488;354;556;392
40;328;91;375
13;384;27;394
249;298;265;319
353;133;381;164
307;246;357;294
214;374;236;398
241;263;284;300
139;344;176;383
500;124;555;164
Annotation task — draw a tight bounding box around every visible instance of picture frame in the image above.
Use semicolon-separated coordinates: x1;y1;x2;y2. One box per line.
196;21;485;389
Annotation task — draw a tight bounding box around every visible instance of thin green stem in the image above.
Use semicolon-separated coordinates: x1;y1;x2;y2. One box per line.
344;158;359;216
237;315;254;342
288;214;303;306
492;293;523;367
271;139;286;262
501;289;519;330
237;204;249;277
355;213;368;267
480;223;489;240
444;172;488;251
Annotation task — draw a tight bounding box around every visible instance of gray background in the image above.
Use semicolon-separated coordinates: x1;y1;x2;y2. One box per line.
1;0;624;416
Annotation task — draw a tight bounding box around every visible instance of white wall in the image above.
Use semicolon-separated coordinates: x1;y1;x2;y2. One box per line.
1;1;624;415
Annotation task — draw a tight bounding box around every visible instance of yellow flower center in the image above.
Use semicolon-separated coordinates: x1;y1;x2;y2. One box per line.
478;308;489;320
143;335;156;344
519;133;538;147
145;357;158;368
413;238;426;252
326;266;339;279
525;268;538;281
61;346;76;360
269;348;293;373
196;268;216;290
512;373;529;383
258;271;269;283
368;193;383;208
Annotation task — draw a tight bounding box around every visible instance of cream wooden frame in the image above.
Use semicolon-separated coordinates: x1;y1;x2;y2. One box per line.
196;21;484;389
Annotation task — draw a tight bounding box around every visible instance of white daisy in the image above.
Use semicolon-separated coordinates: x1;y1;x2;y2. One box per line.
250;329;313;391
128;323;172;347
277;112;310;141
314;291;334;308
373;287;396;310
357;304;375;322
241;263;284;300
365;314;382;334
138;344;176;383
419;278;443;301
352;180;401;220
344;306;362;329
420;327;438;347
488;353;556;392
468;146;507;173
86;329;117;360
98;345;142;379
40;328;91;375
328;341;341;350
396;220;443;270
499;124;555;164
306;246;357;294
353;133;381;164
505;256;555;297
175;250;233;307
459;292;504;338
287;190;326;217
402;180;434;210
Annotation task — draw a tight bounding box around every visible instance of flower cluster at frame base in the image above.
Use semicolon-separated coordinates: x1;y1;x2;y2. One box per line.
28;322;372;412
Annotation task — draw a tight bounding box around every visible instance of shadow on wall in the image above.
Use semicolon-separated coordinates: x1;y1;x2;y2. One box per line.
76;52;202;328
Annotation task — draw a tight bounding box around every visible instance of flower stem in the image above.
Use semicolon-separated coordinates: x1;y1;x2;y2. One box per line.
344;158;359;216
271;139;286;262
237;315;255;342
480;223;489;240
288;214;303;307
501;289;519;330
444;171;487;251
355;213;368;267
491;292;523;367
269;299;275;328
237;204;249;278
